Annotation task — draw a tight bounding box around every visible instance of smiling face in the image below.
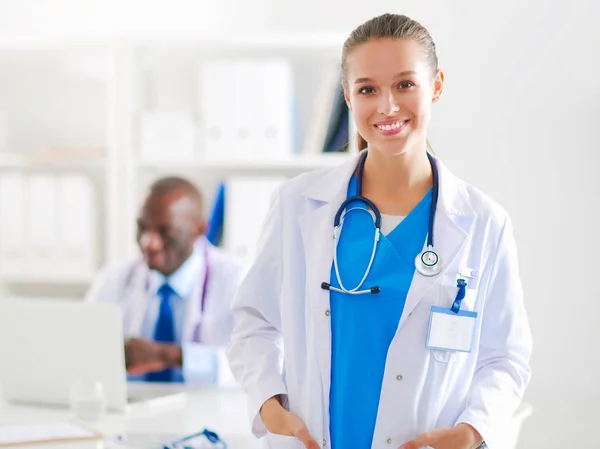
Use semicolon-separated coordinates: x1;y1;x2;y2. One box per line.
343;38;444;157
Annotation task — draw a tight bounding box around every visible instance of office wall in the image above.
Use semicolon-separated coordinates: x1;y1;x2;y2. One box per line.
1;0;598;446
0;0;269;39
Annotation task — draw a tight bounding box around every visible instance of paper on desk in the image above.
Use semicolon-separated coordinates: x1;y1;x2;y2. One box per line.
0;422;101;446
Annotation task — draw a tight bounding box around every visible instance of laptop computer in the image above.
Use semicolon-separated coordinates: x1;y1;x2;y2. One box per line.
0;297;186;412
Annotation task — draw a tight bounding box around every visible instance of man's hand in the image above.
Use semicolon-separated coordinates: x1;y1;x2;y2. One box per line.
399;423;483;449
260;396;320;449
124;338;182;375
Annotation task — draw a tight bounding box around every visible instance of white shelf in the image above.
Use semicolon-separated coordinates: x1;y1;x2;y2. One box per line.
0;155;105;171
137;153;352;171
0;32;347;51
0;273;95;285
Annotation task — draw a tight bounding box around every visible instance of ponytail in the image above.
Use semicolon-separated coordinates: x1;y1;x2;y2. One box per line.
426;138;435;155
357;132;368;151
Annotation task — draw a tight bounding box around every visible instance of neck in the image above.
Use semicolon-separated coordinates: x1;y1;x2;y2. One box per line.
362;146;433;198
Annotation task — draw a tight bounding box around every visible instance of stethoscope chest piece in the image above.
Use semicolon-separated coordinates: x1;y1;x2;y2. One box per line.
415;247;442;277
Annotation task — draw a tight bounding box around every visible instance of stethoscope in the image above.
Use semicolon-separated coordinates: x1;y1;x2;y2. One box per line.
321;151;442;296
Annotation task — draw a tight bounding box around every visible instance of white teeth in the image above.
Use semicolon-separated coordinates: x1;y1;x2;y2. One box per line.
377;121;404;131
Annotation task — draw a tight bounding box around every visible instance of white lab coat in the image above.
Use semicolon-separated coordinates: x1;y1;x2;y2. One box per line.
86;242;245;347
227;151;532;449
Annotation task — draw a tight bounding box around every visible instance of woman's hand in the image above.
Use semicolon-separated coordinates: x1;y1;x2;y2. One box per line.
399;423;483;449
260;396;320;449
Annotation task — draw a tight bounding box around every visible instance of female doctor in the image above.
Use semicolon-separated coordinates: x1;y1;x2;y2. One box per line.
227;13;532;449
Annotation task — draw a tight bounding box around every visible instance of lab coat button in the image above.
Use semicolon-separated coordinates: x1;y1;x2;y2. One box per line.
396;374;403;381
325;309;331;316
386;438;392;444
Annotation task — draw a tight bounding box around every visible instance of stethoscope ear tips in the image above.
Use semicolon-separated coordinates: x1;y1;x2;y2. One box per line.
370;286;380;294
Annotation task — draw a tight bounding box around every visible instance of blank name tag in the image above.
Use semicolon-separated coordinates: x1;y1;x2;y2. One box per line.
426;306;477;353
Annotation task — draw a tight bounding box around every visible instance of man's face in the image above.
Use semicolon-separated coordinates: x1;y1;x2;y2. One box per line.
136;192;204;276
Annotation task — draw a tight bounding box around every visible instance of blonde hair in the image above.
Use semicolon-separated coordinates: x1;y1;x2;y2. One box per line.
342;14;438;152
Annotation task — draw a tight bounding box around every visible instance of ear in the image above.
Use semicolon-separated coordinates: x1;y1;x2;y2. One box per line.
343;81;352;110
196;218;208;237
432;69;445;103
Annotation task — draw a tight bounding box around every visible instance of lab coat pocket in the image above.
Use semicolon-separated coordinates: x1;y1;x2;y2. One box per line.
430;276;478;364
266;431;302;449
431;347;461;363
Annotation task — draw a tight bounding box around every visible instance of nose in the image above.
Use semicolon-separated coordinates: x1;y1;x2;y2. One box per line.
139;231;163;252
378;90;400;116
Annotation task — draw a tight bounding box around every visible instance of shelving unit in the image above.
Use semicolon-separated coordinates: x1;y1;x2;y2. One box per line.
0;156;106;171
0;32;354;299
137;152;349;171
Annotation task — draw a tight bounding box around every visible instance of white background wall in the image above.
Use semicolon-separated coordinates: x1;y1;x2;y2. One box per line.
1;0;599;447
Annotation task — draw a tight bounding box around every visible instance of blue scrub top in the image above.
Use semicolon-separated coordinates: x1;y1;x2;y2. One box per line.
329;175;432;449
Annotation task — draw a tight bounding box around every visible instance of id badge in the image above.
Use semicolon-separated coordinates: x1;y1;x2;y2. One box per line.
426;306;478;353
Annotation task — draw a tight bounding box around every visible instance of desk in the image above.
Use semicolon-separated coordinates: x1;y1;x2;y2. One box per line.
0;385;533;449
0;386;265;449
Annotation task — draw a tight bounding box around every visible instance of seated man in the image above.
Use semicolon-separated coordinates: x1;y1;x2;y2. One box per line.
85;176;245;383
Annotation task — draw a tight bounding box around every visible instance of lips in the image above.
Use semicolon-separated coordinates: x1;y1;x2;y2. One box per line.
373;119;409;136
143;251;164;266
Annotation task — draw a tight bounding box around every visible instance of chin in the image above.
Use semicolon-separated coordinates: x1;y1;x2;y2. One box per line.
145;256;165;272
369;137;411;157
367;132;427;158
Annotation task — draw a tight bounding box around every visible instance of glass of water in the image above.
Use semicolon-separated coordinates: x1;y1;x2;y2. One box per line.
69;380;107;421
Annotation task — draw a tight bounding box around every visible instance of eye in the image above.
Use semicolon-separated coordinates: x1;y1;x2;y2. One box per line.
398;81;415;89
158;226;170;238
358;86;375;95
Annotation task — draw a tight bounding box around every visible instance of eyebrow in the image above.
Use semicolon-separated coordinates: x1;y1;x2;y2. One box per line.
354;70;419;84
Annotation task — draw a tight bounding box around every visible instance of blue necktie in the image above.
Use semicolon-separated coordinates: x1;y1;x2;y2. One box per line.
146;283;176;382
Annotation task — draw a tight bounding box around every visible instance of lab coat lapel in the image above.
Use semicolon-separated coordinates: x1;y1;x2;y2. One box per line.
299;202;337;403
399;160;473;326
184;246;208;342
298;151;363;408
399;212;467;325
184;276;203;342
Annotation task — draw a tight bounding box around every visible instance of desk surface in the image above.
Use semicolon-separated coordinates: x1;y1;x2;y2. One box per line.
0;386;264;448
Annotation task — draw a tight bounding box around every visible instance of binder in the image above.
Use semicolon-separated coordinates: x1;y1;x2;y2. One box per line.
322;79;350;152
256;59;294;158
302;64;341;154
26;174;56;275
198;60;238;162
56;174;96;275
199;58;295;161
139;110;197;163
223;176;286;263
0;110;7;152
207;180;226;246
0;173;26;276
